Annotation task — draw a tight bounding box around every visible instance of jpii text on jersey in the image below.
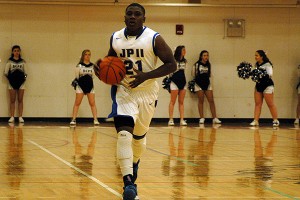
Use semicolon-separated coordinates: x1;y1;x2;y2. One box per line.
120;49;144;58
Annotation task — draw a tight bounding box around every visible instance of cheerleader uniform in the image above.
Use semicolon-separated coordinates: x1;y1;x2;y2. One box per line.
4;58;27;90
169;60;187;90
194;61;212;91
255;62;274;94
75;62;95;94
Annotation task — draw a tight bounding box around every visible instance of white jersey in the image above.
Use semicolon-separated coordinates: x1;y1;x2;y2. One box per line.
111;26;159;89
75;62;95;79
4;58;26;76
257;62;273;77
4;58;27;89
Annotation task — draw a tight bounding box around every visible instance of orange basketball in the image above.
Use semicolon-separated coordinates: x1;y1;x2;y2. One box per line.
98;56;126;85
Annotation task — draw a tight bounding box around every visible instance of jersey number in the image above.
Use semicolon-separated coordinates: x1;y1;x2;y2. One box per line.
124;60;142;75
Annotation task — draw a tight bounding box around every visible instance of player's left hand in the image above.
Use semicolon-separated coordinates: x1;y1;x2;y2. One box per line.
129;67;148;88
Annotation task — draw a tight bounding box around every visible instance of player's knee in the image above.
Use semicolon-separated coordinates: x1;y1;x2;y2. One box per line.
114;116;134;133
132;137;146;150
198;98;204;104
255;102;263;107
117;130;133;159
17;97;23;103
132;135;147;161
207;99;215;104
74;100;81;107
10;98;16;103
178;99;184;105
169;100;176;105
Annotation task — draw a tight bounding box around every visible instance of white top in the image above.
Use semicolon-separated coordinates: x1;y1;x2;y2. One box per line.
75;63;95;79
258;62;273;78
4;58;26;76
111;26;160;89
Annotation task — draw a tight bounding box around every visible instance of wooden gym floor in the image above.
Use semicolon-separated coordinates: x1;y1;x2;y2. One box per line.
0;121;299;200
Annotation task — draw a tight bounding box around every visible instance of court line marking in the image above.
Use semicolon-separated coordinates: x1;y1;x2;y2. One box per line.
27;139;122;199
263;187;300;200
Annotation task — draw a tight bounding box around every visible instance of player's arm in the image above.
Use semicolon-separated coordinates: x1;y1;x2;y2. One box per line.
130;35;176;88
4;62;10;78
151;35;177;76
75;65;80;79
23;61;27;78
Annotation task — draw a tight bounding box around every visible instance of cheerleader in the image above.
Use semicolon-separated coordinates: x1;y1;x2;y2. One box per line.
70;49;99;125
4;45;27;123
250;50;279;126
168;46;187;126
295;65;300;124
192;50;221;124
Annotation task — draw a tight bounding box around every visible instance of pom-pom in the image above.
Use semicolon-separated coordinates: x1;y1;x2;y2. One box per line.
188;79;196;93
237;61;252;79
71;78;78;90
162;76;171;93
251;68;268;83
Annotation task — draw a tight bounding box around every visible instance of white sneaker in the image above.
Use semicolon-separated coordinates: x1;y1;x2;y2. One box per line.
294;118;299;124
94;120;100;125
199;118;205;124
212;118;222;124
180;120;187;126
8;117;14;123
250;120;259;126
273;120;280;127
70;119;76;125
168;119;174;126
19;117;24;123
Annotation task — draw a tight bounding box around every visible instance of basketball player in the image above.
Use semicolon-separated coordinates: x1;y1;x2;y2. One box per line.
295;65;300;125
250;50;279;127
101;3;176;200
192;50;221;124
70;49;99;125
4;45;27;123
168;45;188;126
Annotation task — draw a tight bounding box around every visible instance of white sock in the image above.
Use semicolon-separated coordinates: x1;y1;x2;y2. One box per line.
117;130;133;176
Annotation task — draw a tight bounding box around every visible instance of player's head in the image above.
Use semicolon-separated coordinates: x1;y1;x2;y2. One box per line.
79;49;91;63
199;50;209;63
174;45;186;62
124;3;146;34
255;50;271;65
11;45;21;59
126;3;145;15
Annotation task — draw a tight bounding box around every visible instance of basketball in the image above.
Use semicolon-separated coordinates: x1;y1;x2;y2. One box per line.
98;56;126;85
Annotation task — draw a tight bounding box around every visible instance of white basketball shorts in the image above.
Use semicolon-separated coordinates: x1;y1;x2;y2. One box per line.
109;82;159;136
